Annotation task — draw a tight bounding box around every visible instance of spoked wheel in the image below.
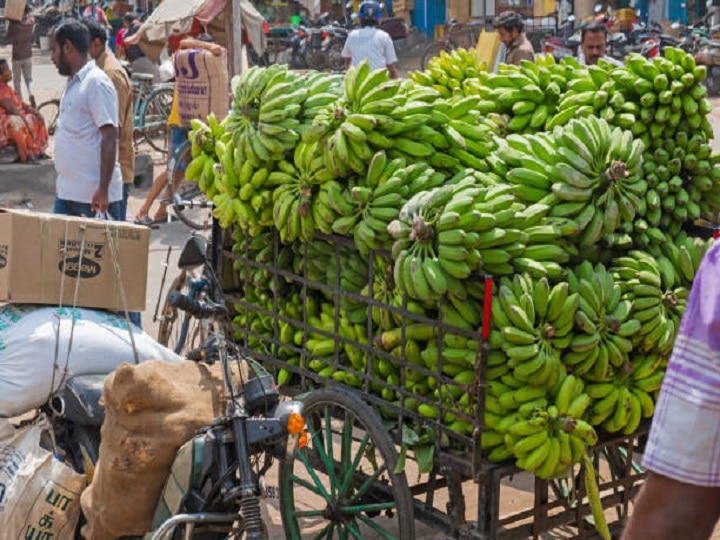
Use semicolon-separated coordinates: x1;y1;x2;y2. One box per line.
157;270;209;356
279;387;414;540
142;86;174;154
37;99;60;136
168;142;213;230
420;41;455;70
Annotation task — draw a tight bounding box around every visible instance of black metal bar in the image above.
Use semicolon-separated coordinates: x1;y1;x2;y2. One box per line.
216;228;650;539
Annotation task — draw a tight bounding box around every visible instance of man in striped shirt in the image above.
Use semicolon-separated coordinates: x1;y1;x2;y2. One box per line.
622;241;720;539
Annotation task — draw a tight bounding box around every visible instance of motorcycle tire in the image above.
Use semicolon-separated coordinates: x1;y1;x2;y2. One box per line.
306;50;327;70
327;42;345;71
290;51;307;70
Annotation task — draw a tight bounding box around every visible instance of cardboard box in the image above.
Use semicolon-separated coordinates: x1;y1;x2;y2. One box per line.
175;48;229;128
0;210;150;311
4;0;27;21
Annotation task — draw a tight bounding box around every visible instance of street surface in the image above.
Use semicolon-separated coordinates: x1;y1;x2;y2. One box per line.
2;44;720;539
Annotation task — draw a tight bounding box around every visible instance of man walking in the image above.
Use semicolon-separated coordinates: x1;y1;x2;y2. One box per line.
83;18;134;222
50;19;122;219
342;1;398;79
493;11;535;66
6;4;36;107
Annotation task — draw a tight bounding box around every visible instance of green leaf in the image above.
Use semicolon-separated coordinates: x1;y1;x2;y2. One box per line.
415;444;434;475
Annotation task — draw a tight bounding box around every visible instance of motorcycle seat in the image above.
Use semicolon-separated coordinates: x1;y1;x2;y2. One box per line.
62;374;107;426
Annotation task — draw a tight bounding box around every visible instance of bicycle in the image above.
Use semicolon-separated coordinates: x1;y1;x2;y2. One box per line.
37;98;60;136
131;72;174;155
165;139;213;230
154;197;217;355
420;19;487;70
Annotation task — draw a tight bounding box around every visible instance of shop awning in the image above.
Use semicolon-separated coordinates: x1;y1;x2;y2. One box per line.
133;0;266;62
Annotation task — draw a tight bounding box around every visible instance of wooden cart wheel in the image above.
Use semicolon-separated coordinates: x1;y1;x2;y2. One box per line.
279;387;414;539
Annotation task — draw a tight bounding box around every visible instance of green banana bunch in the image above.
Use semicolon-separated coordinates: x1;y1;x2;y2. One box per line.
270;141;338;243
409;47;487;98
298;70;343;129
490;274;574;389
612;250;687;356
497;404;598;479
227;65;306;167
563;262;637;381
478;54;564;134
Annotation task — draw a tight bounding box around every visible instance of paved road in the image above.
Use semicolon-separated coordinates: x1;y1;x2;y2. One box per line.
5;44;720;539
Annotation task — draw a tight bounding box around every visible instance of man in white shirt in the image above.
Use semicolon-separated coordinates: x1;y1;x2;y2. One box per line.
50;19;123;220
579;21;623;67
342;1;398;79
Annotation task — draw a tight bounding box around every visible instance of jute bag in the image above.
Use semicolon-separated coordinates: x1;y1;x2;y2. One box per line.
80;359;227;540
0;414;87;538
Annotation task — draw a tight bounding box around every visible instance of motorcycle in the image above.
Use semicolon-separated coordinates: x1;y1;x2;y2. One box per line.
48;230;306;539
291;12;350;71
695;38;720;95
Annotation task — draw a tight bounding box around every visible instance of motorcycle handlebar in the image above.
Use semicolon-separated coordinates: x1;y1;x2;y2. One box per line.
168;291;228;320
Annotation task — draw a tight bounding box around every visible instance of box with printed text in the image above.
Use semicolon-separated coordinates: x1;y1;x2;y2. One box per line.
0;209;150;311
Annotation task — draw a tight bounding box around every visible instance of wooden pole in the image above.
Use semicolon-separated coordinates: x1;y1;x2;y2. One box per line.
225;0;243;78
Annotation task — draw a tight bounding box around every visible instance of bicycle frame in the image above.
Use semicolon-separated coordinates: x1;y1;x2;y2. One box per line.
171;272;212;355
131;79;174;133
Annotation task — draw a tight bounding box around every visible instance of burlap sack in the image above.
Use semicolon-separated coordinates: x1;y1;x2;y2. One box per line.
79;359;227;540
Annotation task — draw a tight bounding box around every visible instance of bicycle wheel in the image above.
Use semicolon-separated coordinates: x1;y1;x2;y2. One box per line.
168;142;213;230
157;270;210;356
279;387;414;540
142;86;174;154
420;41;454;70
37;99;60;137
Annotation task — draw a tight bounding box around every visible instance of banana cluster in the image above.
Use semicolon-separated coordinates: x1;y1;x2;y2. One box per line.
491;275;579;388
585;355;664;435
307;62;499;179
613;250;687;356
301;241;370;325
231;229;294;291
227;65;307;167
409;47;487;97
499;116;644;248
270;142;338;243
185;115;226;200
484;378;598;479
479;55;564;134
333;156;446;255
552;47;720;240
564;262;637;380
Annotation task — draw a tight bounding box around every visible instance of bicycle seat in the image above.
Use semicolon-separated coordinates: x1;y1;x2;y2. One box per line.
131;72;155;82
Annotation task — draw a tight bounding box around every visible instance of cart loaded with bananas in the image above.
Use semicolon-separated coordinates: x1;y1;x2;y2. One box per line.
186;47;718;539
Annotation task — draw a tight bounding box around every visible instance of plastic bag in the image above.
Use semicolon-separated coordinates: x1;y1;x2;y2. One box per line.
0;414;86;538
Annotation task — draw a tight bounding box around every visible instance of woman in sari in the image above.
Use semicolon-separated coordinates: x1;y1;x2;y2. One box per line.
0;58;48;162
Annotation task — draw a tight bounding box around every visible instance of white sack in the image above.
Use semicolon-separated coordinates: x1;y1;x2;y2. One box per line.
0;304;182;417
